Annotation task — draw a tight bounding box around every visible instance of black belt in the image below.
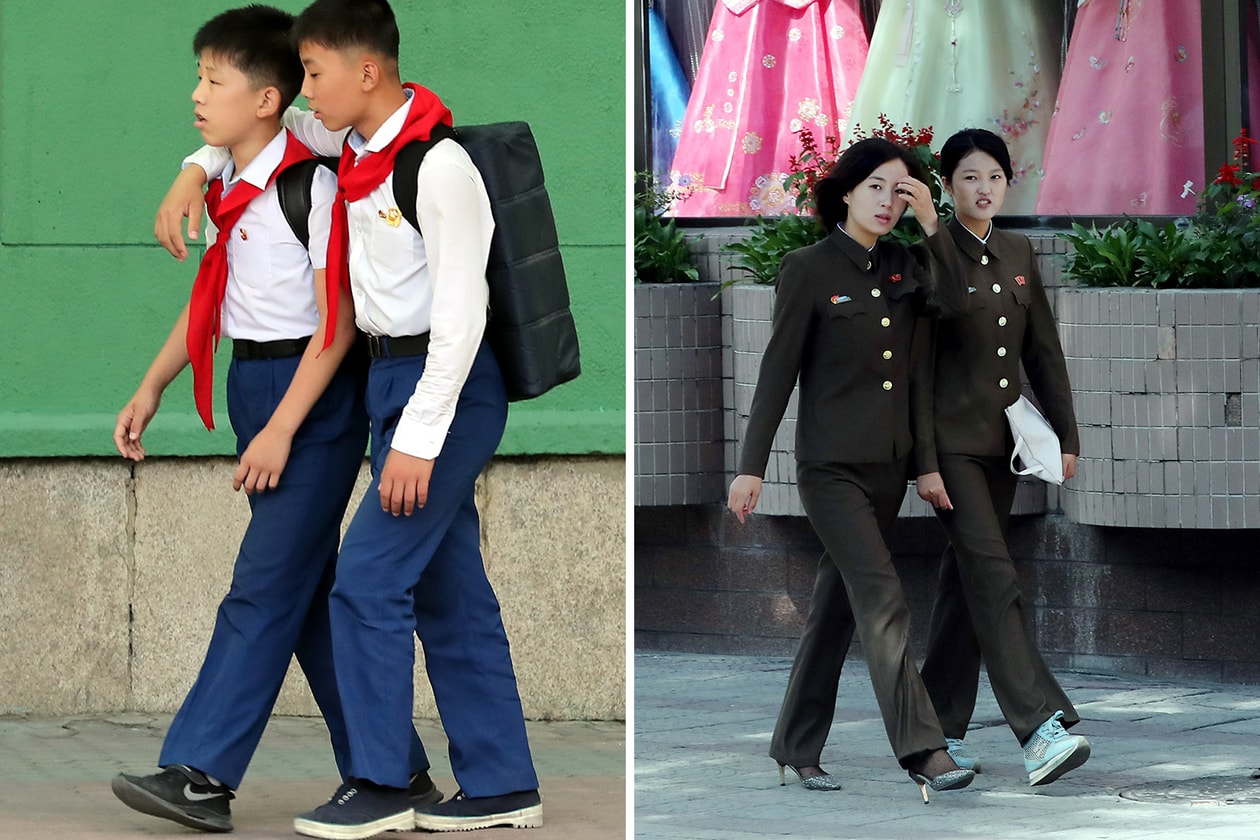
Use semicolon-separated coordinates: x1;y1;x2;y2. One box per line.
232;337;311;360
364;332;430;358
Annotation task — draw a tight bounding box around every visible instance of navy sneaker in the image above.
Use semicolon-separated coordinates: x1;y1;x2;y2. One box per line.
293;780;413;840
408;770;444;808
111;764;234;833
413;788;543;832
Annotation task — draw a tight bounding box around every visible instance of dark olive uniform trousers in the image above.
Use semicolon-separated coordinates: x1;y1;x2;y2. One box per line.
779;459;945;767
919;453;1078;743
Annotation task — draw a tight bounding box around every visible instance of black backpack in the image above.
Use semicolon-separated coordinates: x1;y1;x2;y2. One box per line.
276;124;581;402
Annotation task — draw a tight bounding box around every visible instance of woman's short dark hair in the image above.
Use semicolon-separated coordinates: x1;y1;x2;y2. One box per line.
813;138;924;231
939;128;1014;182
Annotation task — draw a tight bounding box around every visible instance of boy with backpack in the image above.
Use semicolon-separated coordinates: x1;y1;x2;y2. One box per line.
112;5;439;834
161;1;543;835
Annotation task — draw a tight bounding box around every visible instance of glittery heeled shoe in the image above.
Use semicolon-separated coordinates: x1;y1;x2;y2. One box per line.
778;763;843;791
908;767;975;804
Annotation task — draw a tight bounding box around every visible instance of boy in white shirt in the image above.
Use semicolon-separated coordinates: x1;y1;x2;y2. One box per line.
114;5;438;833
159;1;541;836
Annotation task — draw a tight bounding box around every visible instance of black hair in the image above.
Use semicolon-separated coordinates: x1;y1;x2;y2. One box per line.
813;138;925;231
939;128;1014;182
193;5;304;109
293;0;400;62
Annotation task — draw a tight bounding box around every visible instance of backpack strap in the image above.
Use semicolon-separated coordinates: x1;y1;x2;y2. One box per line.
391;123;459;234
276;156;338;249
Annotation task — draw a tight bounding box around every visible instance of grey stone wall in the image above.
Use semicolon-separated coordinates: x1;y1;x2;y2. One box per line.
1058;288;1260;528
0;455;626;720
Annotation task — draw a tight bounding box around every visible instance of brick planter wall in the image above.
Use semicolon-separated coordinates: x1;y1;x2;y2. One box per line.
633;282;726;505
1058;288;1260;528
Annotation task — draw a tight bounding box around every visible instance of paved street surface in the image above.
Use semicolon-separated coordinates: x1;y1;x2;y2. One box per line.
0;715;624;839
635;651;1260;840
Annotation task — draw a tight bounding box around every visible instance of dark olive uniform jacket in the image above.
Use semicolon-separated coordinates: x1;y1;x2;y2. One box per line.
913;218;1080;473
738;227;965;478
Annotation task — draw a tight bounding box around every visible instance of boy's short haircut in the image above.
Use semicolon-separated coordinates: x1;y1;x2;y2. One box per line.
193;5;304;110
293;0;400;62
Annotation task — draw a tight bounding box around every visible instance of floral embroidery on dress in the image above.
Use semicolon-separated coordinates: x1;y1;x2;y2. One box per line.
1160;99;1184;146
831;25;846;39
788;28;802;42
741;132;763;154
748;172;794;214
763;54;776;68
713;28;725;43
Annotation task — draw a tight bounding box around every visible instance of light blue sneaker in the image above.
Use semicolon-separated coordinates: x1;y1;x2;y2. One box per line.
945;738;982;773
1023;711;1090;786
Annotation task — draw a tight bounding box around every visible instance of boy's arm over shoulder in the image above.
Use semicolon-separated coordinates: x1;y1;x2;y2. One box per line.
281;107;350;157
390;141;495;461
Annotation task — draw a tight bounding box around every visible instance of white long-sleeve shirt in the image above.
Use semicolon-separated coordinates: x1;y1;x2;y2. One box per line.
186;93;495;459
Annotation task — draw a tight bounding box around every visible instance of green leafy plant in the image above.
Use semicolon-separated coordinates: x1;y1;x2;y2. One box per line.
634;173;699;284
1064;130;1260;288
724;214;823;286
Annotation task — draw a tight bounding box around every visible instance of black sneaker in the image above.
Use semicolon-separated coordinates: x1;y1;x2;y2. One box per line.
111;764;234;833
408;770;444;808
293;779;413;840
413;788;543;832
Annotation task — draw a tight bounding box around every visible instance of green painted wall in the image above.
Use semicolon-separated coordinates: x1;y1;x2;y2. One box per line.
0;0;626;456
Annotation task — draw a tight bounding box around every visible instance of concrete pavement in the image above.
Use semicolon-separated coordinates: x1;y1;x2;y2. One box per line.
0;714;624;839
634;651;1260;839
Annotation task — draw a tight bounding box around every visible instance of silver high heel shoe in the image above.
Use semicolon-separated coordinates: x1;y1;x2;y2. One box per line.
778;763;843;791
908;767;975;804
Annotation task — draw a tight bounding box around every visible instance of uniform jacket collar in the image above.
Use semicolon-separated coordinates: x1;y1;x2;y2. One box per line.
826;226;879;273
948;216;1018;265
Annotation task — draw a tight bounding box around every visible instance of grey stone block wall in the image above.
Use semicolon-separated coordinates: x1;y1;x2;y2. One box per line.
633;282;726;505
1058;288;1260;528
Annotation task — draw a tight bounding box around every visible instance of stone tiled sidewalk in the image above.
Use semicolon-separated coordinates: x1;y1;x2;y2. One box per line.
0;715;625;838
634;651;1260;839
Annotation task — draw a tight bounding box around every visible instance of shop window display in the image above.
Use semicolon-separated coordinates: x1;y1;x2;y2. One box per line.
643;0;1255;220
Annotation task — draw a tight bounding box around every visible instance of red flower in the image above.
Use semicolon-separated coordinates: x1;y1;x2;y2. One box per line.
1015;274;1027;286
889;273;902;283
1215;163;1244;187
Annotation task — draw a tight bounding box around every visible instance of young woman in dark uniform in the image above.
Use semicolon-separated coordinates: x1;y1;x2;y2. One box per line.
914;128;1089;786
728;138;973;801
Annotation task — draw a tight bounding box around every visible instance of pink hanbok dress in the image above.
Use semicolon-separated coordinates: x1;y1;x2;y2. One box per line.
669;0;869;217
1036;0;1204;215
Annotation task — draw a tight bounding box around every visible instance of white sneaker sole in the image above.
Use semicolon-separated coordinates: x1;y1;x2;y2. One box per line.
413;802;544;832
293;808;414;840
1028;738;1091;786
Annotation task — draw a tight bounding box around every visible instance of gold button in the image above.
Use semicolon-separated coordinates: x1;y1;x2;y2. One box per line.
981;254;990;265
880;317;891;327
882;380;893;391
992;283;1002;293
997;347;1007;357
998;316;1008;326
999;378;1009;388
883;350;893;360
871;288;882;298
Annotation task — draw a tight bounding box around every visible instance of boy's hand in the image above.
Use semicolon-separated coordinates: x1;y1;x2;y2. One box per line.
234;425;292;494
379;449;435;516
155;165;210;262
114;390;161;461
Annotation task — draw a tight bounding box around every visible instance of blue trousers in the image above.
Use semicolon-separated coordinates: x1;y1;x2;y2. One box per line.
159;351;431;789
330;342;538;795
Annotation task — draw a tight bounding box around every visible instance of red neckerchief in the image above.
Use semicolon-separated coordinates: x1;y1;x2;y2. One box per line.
321;82;453;351
186;131;314;430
